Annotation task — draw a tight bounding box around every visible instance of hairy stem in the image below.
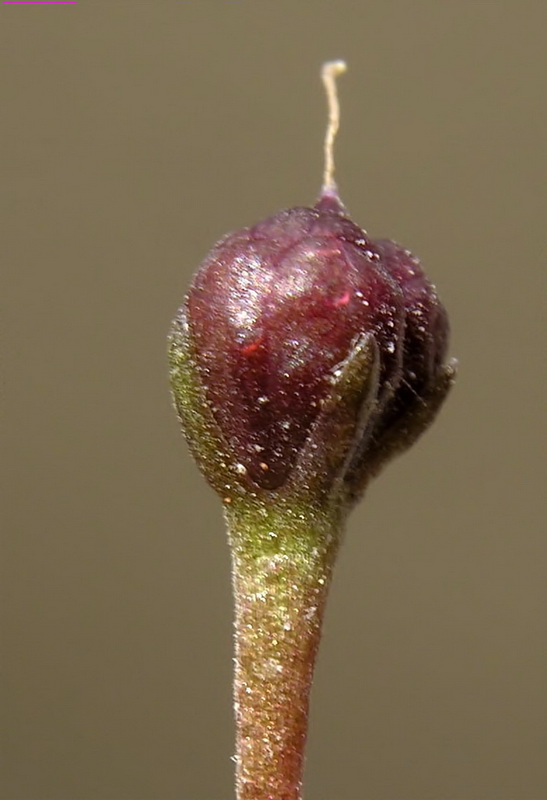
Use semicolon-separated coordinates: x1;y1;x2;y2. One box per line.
226;501;342;800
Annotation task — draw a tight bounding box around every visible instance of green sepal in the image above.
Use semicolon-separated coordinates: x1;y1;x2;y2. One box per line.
168;307;251;501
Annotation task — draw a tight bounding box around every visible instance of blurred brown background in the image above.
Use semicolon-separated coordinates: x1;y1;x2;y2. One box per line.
2;2;546;799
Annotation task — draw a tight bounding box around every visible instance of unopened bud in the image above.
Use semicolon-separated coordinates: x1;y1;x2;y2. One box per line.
169;63;455;509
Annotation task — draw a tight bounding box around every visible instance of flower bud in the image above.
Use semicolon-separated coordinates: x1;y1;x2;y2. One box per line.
169;194;454;504
168;63;455;509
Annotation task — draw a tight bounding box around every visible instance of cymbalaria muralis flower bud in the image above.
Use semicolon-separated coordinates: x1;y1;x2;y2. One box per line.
168;61;456;800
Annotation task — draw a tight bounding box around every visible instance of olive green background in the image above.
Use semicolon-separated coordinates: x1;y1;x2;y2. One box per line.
2;2;546;799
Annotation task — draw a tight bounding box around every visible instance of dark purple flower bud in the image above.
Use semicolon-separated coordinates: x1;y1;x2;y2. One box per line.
170;194;453;500
168;62;455;506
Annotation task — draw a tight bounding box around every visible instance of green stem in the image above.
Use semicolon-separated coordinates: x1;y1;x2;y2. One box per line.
225;500;342;800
